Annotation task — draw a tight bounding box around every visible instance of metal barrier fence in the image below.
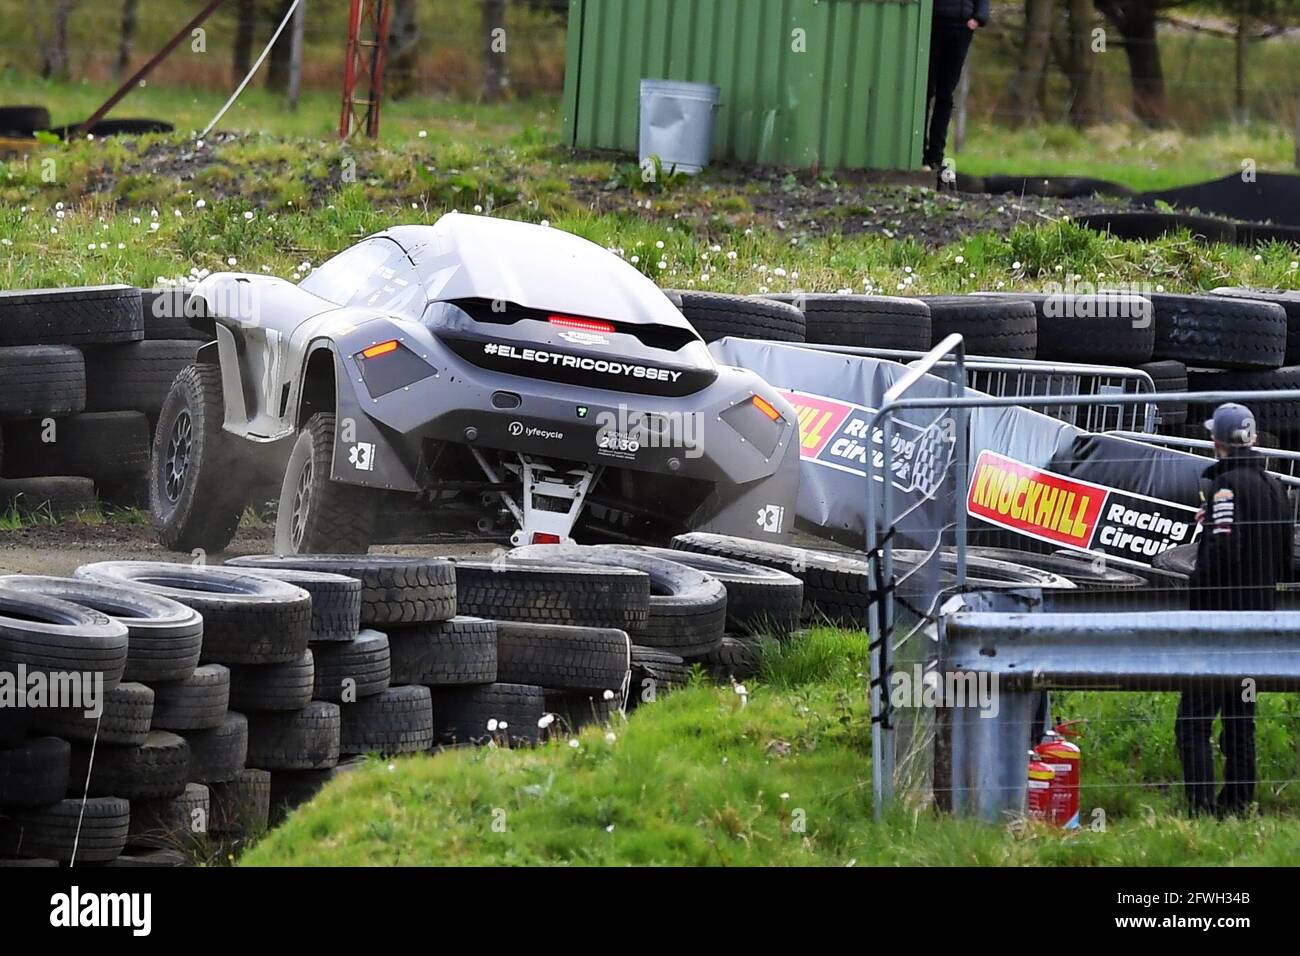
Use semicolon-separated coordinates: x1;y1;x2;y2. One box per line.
867;373;1300;824
823;345;1159;434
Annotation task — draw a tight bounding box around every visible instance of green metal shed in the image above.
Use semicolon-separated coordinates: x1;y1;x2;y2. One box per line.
561;0;932;171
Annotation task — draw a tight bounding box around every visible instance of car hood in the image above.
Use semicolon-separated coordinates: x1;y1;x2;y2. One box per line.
382;214;693;331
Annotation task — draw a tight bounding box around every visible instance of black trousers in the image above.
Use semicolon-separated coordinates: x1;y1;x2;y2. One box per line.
923;18;974;168
1174;684;1256;816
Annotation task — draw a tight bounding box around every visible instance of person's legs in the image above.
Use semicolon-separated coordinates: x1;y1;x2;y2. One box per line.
923;20;973;168
1218;686;1256;815
1175;686;1219;815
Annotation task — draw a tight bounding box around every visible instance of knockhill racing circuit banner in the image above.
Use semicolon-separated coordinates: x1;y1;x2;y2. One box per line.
711;339;1205;568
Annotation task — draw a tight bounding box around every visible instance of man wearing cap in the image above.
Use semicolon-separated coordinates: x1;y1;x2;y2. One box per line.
1176;402;1292;816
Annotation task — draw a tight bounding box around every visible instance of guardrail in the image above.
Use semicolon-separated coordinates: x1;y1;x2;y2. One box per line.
940;597;1300;820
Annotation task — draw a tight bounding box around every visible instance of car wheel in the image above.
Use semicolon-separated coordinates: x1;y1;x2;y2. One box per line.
275;412;378;554
151;364;249;552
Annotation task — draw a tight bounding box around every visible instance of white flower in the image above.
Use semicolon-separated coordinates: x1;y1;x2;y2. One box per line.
734;683;748;696
243;211;254;220
701;274;710;282
605;824;615;832
474;205;483;213
569;739;580;749
773;268;786;278
605;732;617;743
630;256;640;265
55;210;65;220
55;201;64;210
227;257;237;266
131;216;141;225
387;763;396;772
780;792;790;800
1012;261;1022;270
657;260;667;270
955;255;964;264
727;251;737;260
149;222;160;231
487;718;499;731
418;130;428;138
499;721;508;730
1254;254;1263;262
710;244;722;253
602;689;614;700
87;243;95;250
656;240;665;249
540;219;550;228
117;243;125;250
196;199;206;208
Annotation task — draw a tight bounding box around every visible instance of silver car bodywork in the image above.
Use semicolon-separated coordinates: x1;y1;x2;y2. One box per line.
188;214;799;544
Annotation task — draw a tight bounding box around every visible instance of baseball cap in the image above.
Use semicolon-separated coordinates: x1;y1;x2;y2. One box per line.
1204;402;1258;447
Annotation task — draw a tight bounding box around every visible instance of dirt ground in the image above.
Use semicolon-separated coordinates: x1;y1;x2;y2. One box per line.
0;521;497;577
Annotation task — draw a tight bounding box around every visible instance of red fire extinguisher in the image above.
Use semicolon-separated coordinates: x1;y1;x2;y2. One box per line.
1026;750;1055;821
1034;719;1084;829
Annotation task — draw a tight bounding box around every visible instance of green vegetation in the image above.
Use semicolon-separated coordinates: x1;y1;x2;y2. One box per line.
245;628;1300;866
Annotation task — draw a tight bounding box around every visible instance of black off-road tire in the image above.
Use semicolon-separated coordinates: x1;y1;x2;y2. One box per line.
2;411;150;484
85;340;203;417
0;576;203;684
618;545;803;637
339;684;434;756
0;796;130;863
762;293;931;350
0;476;97;517
0;589;128;688
1186;366;1300;436
310;629;390;702
272;413;379;554
183;711;248;784
149;663;230;730
0;105;50;136
217;565;361;642
150;364;249;552
77;561;312;666
139;288;210;341
454;559;649;631
508;545;725;655
34;681;154;746
1209;288;1300;365
0;736;70;808
388;616;497;686
1150;292;1287;370
667;290;806;343
494;621;630;693
969;547;1147;590
1077;211;1238;244
432;682;545;747
0;285;142;347
246;701;340;770
68;730;190;800
227;553;455;627
0;345;85;420
690;634;763;682
229;651;315;713
128;782;209;849
545;689;623;729
628;645;691;709
1140;359;1189;429
672;532;873;627
918;296;1037;358
973;291;1154;363
208;768;271;839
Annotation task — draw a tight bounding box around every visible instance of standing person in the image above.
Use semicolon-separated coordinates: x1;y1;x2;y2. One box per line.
922;0;988;173
1176;403;1292;816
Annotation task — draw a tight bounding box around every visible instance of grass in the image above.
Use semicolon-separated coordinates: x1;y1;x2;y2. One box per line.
954;121;1300;194
244;628;1300;866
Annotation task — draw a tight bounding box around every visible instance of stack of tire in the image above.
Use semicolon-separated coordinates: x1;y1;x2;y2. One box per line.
68;561;308;857
0;575;209;867
670;287;1300;444
0;286;207;515
223;555;459;817
501;544;805;697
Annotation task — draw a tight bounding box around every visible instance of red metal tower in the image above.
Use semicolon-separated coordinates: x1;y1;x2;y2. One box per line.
340;0;391;139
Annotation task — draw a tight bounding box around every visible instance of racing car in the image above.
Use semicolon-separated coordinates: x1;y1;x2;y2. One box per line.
151;213;800;554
